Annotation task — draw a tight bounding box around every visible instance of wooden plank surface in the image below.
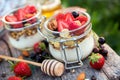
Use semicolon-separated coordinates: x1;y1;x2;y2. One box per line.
0;32;120;80
0;40;14;80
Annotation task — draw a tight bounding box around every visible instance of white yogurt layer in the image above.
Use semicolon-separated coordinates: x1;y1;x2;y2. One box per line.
9;32;45;50
49;33;94;62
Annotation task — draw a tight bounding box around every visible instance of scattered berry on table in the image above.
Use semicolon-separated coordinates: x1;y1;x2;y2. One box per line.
99;49;108;57
91;75;97;80
13;62;32;77
89;53;105;70
8;76;22;80
30;53;37;60
98;37;106;45
92;47;99;53
1;72;6;78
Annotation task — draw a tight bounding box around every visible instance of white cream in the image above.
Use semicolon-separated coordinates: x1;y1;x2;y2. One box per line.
49;33;94;62
9;32;45;50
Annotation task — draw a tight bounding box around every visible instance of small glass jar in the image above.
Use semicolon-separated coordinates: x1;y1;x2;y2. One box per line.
2;5;45;50
39;0;62;18
38;7;94;62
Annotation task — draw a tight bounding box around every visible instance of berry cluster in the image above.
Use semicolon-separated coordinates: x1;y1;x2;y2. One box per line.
30;40;49;63
93;37;108;57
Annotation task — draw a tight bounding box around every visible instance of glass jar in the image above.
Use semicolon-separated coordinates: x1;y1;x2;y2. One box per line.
38;7;94;62
39;0;62;18
2;5;46;50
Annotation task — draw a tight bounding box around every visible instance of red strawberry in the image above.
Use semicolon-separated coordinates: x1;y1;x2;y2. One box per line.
13;62;32;77
5;15;17;22
12;23;23;28
55;13;65;21
89;53;105;70
33;42;41;52
57;20;69;32
14;9;26;21
76;15;88;23
69;21;79;30
28;18;37;24
64;12;74;24
24;5;37;14
8;76;22;80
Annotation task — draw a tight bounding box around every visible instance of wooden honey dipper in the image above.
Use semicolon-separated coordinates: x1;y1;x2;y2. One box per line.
0;55;64;77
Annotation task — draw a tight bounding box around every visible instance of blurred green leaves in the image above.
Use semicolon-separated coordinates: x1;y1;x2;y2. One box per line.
61;0;120;55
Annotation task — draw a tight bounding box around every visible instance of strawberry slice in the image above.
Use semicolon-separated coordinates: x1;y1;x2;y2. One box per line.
64;12;74;24
69;21;79;30
14;9;26;21
12;23;23;28
76;15;88;23
57;20;69;32
55;13;65;21
24;5;37;14
5;15;17;22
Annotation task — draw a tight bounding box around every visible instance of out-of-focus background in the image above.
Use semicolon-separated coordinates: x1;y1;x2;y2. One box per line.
61;0;120;55
0;0;120;55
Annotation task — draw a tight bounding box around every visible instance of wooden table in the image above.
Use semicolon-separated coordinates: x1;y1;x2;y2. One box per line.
0;30;120;80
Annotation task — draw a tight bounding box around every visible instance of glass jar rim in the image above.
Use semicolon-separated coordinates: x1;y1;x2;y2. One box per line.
2;6;41;24
2;6;41;31
44;10;91;34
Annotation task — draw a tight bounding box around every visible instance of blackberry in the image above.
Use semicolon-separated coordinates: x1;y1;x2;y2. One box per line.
98;37;106;45
30;53;36;60
72;11;79;18
92;47;99;53
91;75;97;80
99;49;108;57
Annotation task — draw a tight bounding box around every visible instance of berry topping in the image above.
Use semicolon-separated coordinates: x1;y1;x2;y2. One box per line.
64;12;74;24
24;5;37;14
55;13;65;21
76;15;88;23
5;15;17;22
98;37;106;44
72;11;79;18
69;21;79;30
57;20;69;32
5;5;37;29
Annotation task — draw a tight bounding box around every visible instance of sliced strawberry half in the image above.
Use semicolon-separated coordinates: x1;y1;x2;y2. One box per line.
64;12;75;24
57;20;69;32
14;9;26;21
69;21;79;30
24;5;37;14
55;13;65;21
76;15;88;23
5;15;17;22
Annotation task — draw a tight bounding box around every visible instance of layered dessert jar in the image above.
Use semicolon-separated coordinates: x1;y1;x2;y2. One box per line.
2;5;45;50
39;7;94;62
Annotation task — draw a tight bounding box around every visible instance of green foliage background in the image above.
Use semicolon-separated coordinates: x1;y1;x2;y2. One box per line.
61;0;120;55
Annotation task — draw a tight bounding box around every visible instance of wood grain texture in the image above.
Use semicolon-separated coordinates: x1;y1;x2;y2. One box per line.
1;33;120;80
0;40;14;80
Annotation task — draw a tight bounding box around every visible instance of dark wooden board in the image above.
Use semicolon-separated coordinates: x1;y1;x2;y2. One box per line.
0;40;14;80
0;32;120;80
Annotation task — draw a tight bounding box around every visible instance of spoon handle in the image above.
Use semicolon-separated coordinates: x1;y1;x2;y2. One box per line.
0;55;42;67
